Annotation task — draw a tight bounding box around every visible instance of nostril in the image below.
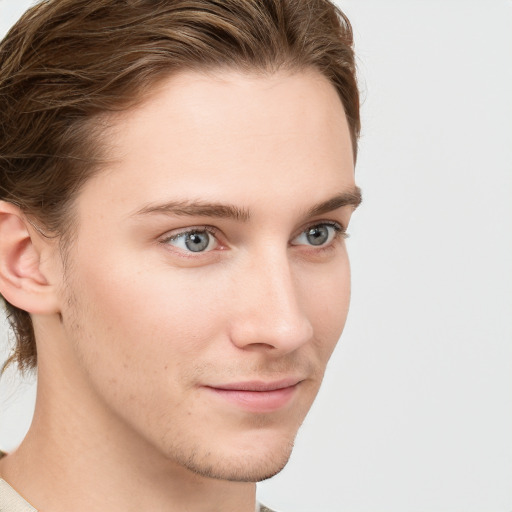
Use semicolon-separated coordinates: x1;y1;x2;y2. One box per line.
229;307;314;352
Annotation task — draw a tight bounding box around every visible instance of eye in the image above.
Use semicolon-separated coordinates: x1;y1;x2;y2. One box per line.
163;229;218;253
291;222;343;247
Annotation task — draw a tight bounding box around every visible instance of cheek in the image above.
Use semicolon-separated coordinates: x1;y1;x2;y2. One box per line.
63;252;232;376
297;253;351;356
71;269;214;347
59;256;232;435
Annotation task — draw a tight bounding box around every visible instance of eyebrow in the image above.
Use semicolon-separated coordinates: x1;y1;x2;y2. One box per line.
306;186;362;217
134;186;362;222
135;200;251;221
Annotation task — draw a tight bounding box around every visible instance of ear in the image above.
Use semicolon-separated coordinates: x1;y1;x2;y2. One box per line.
0;200;60;315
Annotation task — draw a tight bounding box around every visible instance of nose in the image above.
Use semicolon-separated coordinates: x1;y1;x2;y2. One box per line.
228;248;314;354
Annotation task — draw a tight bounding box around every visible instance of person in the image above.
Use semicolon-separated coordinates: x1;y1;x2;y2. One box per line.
0;0;361;510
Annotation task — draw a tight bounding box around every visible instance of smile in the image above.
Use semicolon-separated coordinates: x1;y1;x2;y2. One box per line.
204;379;302;413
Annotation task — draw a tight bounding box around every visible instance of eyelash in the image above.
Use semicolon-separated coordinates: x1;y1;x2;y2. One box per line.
303;220;347;239
161;226;220;250
159;221;347;255
295;221;348;254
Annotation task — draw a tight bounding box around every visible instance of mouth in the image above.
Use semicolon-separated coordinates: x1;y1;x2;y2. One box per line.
203;378;303;413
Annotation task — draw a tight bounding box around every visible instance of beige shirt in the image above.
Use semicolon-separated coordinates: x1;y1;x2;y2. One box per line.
0;479;37;512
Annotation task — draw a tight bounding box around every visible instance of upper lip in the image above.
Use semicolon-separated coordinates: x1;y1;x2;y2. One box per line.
206;378;303;392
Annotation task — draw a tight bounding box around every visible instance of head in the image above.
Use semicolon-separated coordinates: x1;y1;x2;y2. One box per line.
0;0;360;482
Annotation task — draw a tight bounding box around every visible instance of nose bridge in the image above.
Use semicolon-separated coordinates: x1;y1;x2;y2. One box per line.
230;244;313;351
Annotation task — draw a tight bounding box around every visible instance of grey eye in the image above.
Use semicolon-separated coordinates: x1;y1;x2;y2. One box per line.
306;226;330;246
184;231;210;252
166;230;217;252
292;223;340;247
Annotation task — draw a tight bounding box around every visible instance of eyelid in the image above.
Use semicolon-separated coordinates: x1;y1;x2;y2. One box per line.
159;225;225;251
289;220;348;251
163;225;219;242
293;220;347;239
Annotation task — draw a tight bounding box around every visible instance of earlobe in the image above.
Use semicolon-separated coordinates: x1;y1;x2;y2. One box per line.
0;200;60;315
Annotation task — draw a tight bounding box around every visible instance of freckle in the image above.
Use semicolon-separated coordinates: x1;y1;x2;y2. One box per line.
164;365;168;370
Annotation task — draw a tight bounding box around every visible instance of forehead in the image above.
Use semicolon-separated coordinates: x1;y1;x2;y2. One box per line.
80;69;355;217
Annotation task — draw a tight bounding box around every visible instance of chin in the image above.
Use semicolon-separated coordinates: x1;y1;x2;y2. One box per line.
165;428;297;483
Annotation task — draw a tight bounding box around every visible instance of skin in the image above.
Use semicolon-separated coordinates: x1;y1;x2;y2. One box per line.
0;69;359;512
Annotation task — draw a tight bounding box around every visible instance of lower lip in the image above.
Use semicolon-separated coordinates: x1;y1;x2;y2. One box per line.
205;385;298;413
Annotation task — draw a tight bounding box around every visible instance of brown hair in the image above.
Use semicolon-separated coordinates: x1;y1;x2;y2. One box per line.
0;0;360;373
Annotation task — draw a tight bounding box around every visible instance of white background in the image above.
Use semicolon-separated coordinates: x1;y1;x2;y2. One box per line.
1;1;511;511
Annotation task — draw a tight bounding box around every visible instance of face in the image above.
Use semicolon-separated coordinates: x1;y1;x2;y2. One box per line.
52;69;359;482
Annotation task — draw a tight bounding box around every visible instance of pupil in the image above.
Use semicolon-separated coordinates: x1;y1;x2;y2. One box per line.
306;226;328;246
185;232;209;252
